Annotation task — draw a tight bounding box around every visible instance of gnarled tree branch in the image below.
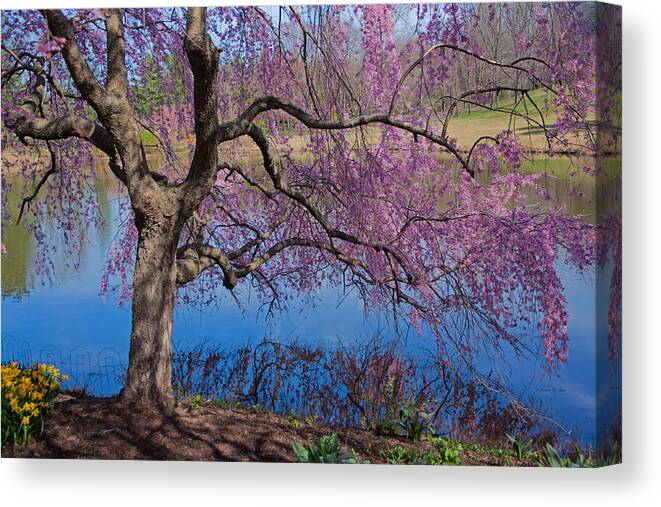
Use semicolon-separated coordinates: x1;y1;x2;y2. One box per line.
182;7;221;204
17;142;58;224
41;9;108;110
219;96;472;176
103;9;129;97
9;113;127;184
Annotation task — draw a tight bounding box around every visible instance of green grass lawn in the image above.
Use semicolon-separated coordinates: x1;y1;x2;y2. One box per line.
443;88;600;151
454;88;552;122
140;129;159;146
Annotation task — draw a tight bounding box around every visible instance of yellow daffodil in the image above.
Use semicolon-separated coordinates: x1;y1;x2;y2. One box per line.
2;362;67;445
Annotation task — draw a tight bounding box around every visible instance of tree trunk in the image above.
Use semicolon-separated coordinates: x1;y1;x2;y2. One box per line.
119;214;180;410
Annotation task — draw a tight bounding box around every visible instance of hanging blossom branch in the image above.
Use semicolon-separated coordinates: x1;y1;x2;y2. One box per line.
2;5;617;375
170;38;566;292
16;142;58;224
176;117;463;316
212;95;472;176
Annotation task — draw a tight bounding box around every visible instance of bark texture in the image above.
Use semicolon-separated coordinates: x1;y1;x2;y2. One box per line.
121;207;181;408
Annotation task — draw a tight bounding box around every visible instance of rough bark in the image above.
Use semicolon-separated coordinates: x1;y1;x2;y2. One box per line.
120;193;183;409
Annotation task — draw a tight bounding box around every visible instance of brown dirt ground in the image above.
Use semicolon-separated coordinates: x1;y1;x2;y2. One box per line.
1;393;520;465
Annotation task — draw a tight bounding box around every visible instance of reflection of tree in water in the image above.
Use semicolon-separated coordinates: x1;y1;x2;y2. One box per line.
2;176;36;299
1;222;34;300
1;160;112;298
476;156;621;225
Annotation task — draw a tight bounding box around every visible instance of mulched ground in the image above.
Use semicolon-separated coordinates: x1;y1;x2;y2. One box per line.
2;393;516;465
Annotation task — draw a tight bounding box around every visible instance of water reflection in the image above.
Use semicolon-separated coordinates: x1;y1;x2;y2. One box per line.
0;154;621;446
2;157;114;298
1;218;34;300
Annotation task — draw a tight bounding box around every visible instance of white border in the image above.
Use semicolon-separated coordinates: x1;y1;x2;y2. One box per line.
2;1;660;505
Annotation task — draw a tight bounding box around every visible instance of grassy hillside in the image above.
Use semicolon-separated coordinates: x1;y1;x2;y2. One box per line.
446;89;561;151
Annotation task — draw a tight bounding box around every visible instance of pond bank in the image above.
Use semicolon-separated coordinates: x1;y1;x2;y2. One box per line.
4;392;542;465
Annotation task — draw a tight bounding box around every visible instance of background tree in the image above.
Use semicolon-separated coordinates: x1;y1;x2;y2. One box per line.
1;4;621;409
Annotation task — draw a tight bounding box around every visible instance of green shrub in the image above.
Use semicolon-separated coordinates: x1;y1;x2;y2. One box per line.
398;404;434;442
292;434;368;464
426;436;464;465
595;441;621;466
381;441;462;465
541;443;593;468
287;413;317;429
189;394;205;411
381;445;412;464
288;415;303;429
491;447;513;466
507;433;533;460
542;441;620;467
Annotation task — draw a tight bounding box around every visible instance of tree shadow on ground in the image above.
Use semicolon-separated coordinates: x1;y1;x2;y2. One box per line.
2;393;415;462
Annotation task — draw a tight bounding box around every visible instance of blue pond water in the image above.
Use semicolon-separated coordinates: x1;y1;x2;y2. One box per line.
0;197;621;448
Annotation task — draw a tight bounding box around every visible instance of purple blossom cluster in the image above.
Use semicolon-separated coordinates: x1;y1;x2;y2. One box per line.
1;3;621;371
